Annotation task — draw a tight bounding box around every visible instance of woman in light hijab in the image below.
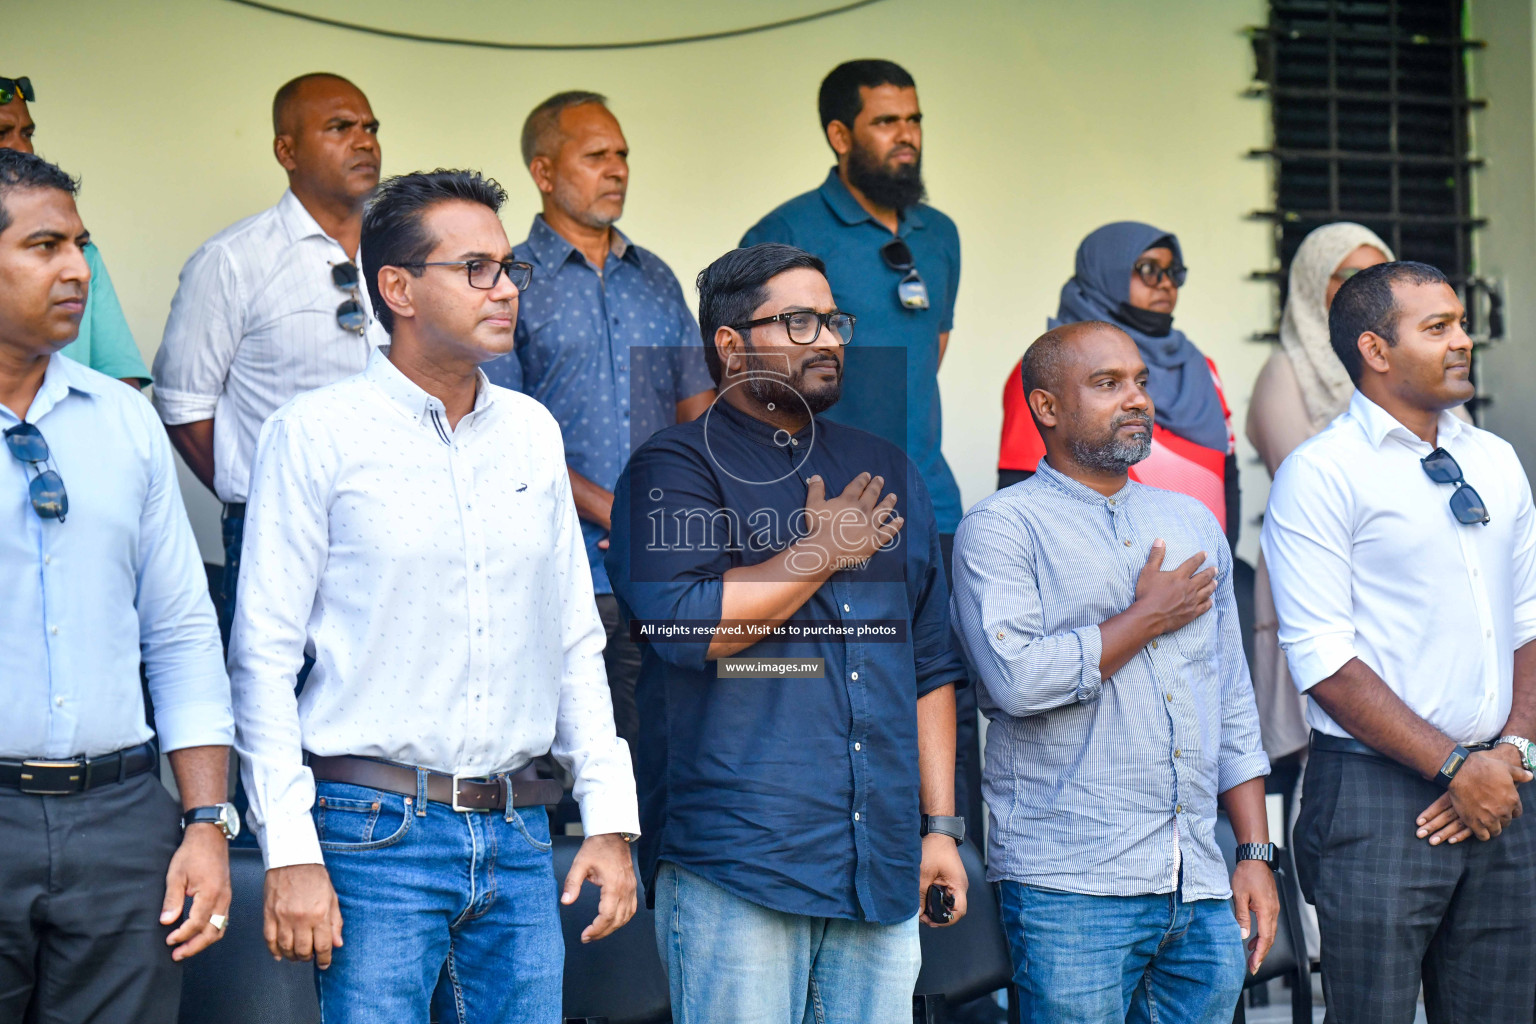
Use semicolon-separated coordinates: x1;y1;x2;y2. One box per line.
1247;223;1395;772
999;221;1240;548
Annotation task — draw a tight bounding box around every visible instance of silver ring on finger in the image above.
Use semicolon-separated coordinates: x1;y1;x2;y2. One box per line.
209;913;228;932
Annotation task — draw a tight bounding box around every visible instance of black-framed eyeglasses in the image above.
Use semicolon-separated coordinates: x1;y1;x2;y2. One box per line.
730;311;857;346
0;77;35;105
331;262;367;335
1133;259;1188;289
397;259;533;292
5;421;68;523
1421;447;1490;525
880;238;930;310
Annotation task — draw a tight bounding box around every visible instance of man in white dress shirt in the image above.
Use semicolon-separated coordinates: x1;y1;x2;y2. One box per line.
152;72;386;643
228;169;640;1023
1264;260;1536;1023
0;149;236;1023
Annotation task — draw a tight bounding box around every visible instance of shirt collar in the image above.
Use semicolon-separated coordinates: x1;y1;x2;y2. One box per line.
711;395;816;449
1034;457;1134;507
525;215;642;273
363;346;495;429
817;167;927;231
5;353;108;426
275;189;342;246
1348;389;1464;451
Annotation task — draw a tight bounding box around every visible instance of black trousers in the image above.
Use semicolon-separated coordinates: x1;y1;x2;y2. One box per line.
938;532;984;832
1295;748;1536;1023
596;593;643;753
0;772;184;1024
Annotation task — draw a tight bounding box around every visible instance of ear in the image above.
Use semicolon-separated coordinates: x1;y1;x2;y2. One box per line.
528;154;556;197
715;325;742;378
825;119;852;159
1357;330;1393;376
1027;388;1061;429
273;134;298;173
376;266;416;328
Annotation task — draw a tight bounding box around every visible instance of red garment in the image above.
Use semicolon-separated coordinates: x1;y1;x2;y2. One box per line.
998;356;1235;529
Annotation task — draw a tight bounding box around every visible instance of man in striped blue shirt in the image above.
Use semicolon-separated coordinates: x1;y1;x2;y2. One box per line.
951;320;1275;1023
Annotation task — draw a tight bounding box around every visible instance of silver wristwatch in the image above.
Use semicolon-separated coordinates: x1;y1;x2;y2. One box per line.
1497;735;1536;772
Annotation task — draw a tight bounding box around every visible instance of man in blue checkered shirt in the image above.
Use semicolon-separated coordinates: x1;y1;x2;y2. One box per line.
951;320;1276;1024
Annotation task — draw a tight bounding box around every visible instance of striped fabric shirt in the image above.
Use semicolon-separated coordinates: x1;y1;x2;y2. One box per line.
152;190;387;503
951;459;1268;899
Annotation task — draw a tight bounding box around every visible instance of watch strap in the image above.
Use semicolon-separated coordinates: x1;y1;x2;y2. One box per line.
1497;735;1535;772
182;804;235;839
1436;745;1473;790
1234;842;1276;865
920;814;965;846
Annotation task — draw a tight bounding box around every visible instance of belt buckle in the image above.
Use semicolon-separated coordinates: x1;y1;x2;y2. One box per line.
19;760;84;796
450;772;493;813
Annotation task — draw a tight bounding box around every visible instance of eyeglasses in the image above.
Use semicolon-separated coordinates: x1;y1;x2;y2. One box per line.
730;311;857;346
0;77;34;105
1133;259;1188;289
880;238;930;310
331;262;367;335
5;421;68;523
1421;447;1490;525
398;259;533;292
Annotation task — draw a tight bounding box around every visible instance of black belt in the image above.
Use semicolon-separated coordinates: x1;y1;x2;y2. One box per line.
0;741;158;795
306;753;563;812
1311;732;1494;762
223;502;246;519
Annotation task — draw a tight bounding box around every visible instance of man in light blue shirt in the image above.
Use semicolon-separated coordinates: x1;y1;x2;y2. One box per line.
0;149;234;1023
951;320;1275;1024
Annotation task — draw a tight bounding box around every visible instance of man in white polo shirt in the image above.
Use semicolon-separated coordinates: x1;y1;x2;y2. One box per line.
1264;260;1536;1023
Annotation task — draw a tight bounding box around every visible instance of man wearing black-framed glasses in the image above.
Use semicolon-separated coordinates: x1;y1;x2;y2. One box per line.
1264;260;1536;1022
0;148;235;1024
152;72;387;648
742;58;982;839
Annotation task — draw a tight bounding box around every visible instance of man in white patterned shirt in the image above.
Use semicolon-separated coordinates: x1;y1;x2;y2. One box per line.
228;169;639;1023
152;72;386;643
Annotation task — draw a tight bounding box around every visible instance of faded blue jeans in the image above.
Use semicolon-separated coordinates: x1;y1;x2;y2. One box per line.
998;881;1246;1024
652;860;921;1024
311;778;562;1024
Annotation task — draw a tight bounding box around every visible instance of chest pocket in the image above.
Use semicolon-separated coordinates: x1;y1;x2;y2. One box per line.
1155;537;1219;663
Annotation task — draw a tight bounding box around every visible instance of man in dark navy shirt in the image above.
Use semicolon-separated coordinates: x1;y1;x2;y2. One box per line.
607;244;968;1024
485;91;715;750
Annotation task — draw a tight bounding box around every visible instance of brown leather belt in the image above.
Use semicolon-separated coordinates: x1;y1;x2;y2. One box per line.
306;754;563;812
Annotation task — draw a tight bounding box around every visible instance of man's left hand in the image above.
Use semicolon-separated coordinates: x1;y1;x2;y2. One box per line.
1416;744;1529;845
918;833;969;928
160;825;232;961
561;833;638;943
1230;860;1278;976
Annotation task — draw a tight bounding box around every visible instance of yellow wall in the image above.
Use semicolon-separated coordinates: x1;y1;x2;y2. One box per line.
9;0;1274;562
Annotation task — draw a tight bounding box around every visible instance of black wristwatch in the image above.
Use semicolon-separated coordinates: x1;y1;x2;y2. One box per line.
1436;745;1473;790
920;814;965;846
1234;842;1276;867
182;802;241;841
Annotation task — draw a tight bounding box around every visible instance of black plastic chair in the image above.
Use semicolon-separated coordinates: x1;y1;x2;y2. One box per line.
913;841;1019;1024
1214;813;1313;1024
179;846;320;1024
554;835;671;1024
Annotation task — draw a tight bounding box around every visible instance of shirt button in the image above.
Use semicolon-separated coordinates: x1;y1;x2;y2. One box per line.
474;563;481;571
1174;749;1181;758
477;627;484;636
997;631;1006;640
43;555;51;565
850;671;859;681
1176;804;1183;814
1151;640;1158;649
854;742;862;751
49;626;58;635
55;697;64;707
1123;539;1132;547
853;812;861;822
1473;569;1480;577
791;438;799;446
1487;630;1494;638
1109;499;1116;506
1166;693;1173;702
843;604;851;613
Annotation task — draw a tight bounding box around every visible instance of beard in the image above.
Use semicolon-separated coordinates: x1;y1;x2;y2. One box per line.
846;141;926;211
1068;412;1153;473
740;343;843;414
552;177;622;230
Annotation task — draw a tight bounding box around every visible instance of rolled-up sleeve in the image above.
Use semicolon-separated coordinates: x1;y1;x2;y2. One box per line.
1261;452;1359;691
545;438;641;839
906;469;967;697
228;412;330;870
1511;464;1536;650
152;242;243;425
950;507;1105;716
135;400;232;752
1214;540;1270;792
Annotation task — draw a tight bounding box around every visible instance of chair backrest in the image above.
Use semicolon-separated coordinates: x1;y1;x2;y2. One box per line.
179;847;320;1024
913;841;1014;1005
553;835;671;1024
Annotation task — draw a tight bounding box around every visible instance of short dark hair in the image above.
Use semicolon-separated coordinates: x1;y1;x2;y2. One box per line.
361;169;507;334
272;72;357;135
521;90;608;167
696;244;827;386
818;59;916;138
0;148;77;237
1020;320;1129;428
1328;260;1450;382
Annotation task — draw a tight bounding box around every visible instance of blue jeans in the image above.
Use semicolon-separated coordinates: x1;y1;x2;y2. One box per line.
312;779;562;1024
652;860;920;1024
998;882;1246;1024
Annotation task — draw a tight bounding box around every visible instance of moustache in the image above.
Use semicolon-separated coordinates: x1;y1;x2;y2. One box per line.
1113;414;1152;430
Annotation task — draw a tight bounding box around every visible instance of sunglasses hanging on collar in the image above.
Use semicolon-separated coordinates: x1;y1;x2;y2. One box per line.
880;238;930;311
